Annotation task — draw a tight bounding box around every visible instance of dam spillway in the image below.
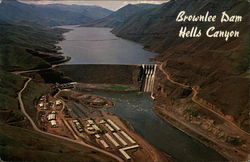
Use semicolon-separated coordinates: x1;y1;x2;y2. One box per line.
140;64;157;92
55;64;156;93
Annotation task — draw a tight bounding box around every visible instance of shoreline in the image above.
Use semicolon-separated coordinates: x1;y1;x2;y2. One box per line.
153;106;248;161
54;89;171;161
53;26;232;161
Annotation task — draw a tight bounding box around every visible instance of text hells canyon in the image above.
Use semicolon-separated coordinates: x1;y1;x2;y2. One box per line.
176;11;242;41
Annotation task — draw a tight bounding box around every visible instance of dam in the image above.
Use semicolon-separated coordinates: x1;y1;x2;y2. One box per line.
54;26;227;162
56;64;157;93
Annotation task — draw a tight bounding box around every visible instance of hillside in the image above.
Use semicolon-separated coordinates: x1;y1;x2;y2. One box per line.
0;0;112;26
112;0;249;160
0;20;70;71
0;18;116;161
82;4;157;28
113;0;249;131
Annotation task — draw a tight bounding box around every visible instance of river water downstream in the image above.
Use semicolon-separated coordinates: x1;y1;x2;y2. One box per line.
58;26;226;162
87;91;226;162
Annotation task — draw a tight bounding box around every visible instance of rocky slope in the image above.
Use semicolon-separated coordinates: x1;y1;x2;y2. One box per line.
82;4;157;27
112;0;249;160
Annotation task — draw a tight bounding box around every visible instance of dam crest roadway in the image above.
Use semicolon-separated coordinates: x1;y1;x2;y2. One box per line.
55;63;157;96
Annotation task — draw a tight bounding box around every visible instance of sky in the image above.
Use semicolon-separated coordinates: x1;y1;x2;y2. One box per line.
18;0;167;11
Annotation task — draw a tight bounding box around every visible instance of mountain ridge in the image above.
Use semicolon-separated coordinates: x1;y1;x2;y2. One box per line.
0;0;112;26
112;0;249;160
81;3;157;28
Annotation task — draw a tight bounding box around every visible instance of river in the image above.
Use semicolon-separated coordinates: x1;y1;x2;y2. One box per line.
85;91;226;162
57;26;156;64
58;26;226;162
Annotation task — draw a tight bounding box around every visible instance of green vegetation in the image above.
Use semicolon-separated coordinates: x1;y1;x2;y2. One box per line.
0;70;25;125
0;70;24;110
0;21;68;71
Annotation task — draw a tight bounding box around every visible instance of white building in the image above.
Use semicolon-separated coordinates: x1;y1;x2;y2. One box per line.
100;140;109;148
87;120;94;125
38;103;44;107
107;119;121;131
95;134;101;139
47;114;56;121
55;100;62;106
50;120;57;128
120;131;136;144
105;133;120;147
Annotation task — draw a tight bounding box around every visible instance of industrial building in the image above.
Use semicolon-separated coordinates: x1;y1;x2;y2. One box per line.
87;119;94;125
47;114;56;121
113;132;128;146
107;119;121;131
119;145;140;160
39;103;44;108
105;123;115;132
40;96;46;101
73;120;84;132
95;134;101;139
100;140;109;148
50;120;57;128
92;124;101;133
55;100;62;106
119;149;131;160
99;120;106;124
121;131;136;144
87;127;94;131
105;133;120;147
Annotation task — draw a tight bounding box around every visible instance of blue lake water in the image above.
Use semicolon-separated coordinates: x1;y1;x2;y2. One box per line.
58;26;156;64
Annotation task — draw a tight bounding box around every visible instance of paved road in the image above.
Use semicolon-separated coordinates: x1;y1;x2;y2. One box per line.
18;77;124;162
13;57;68;74
158;62;250;137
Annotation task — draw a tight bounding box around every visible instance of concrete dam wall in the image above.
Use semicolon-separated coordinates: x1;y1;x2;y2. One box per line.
56;64;156;92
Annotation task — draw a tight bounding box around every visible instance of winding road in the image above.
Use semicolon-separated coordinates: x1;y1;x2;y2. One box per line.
158;62;250;137
18;77;124;162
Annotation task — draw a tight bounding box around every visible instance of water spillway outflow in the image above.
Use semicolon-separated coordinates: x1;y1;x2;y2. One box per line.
140;64;157;92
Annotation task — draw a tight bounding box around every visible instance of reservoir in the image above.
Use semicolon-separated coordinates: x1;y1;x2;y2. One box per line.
58;26;156;64
58;26;226;162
